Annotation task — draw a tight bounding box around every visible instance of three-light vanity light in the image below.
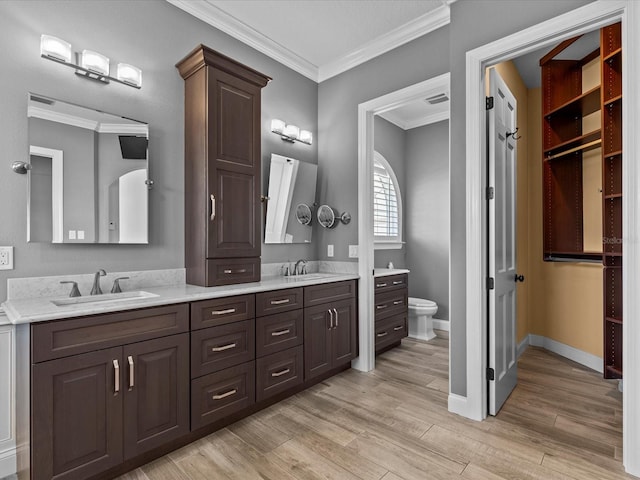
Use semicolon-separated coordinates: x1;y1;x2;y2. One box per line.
40;34;142;89
270;119;313;145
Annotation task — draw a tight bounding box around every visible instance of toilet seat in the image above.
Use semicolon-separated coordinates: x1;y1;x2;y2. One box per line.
408;297;436;308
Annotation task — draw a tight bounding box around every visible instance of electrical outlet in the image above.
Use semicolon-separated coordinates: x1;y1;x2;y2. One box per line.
0;246;14;270
349;245;358;258
327;244;334;257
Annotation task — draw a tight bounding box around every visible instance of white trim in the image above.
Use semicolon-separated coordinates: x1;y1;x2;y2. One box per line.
28;105;98;131
517;335;529;359
374;242;404;250
432;318;450;332
97;123;148;135
356;72;451;376
528;335;603;373
464;1;639;475
380;108;450;131
28;146;64;244
166;0;317;81
0;324;16;478
318;6;451;82
448;393;471;418
0;446;16;478
166;1;450;83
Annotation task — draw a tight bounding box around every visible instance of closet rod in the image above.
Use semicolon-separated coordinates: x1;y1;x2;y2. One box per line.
546;139;601;161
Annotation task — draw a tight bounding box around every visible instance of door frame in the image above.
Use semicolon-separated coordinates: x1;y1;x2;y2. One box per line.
463;0;640;475
354;72;450;373
28;145;64;244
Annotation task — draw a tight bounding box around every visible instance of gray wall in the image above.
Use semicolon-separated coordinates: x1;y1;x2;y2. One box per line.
0;0;318;302
406;120;449;320
374;116;406;269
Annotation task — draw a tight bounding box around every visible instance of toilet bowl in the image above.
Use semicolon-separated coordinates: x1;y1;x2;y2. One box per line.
408;297;438;341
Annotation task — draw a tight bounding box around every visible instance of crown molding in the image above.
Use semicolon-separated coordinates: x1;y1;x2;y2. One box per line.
28;105;98;131
166;0;318;81
317;5;450;82
166;0;450;84
98;123;149;135
380;107;449;131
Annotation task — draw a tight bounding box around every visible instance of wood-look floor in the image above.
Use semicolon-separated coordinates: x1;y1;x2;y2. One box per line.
117;333;631;480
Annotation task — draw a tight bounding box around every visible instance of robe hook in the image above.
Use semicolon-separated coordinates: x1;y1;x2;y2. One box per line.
506;127;522;140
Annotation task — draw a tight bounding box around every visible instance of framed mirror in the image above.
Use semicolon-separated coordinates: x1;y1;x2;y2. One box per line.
27;93;149;244
264;154;317;243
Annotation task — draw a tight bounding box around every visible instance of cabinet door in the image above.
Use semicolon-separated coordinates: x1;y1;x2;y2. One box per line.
123;334;189;459
207;68;261;260
303;304;333;380
32;347;123;480
331;298;358;367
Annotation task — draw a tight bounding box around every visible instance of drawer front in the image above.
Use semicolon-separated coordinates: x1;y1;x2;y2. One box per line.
32;304;189;363
374;289;408;321
191;320;255;378
206;258;260;286
375;313;407;352
304;280;357;307
191;361;255;430
256;309;303;357
256;288;303;316
374;274;407;294
190;294;255;330
256;346;303;402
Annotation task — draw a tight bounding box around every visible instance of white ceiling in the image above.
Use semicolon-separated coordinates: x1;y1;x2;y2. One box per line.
378;94;449;131
167;0;453;82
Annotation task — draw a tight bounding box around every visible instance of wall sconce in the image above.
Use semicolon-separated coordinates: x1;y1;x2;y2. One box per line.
271;119;312;145
40;34;142;89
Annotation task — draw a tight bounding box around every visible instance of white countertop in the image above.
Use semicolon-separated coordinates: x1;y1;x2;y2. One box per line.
1;273;359;325
373;268;410;278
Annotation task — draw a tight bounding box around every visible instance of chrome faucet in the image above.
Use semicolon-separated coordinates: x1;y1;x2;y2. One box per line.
90;269;107;295
293;259;307;276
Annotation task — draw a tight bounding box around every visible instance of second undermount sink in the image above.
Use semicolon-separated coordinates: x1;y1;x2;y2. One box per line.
51;290;159;307
284;273;335;281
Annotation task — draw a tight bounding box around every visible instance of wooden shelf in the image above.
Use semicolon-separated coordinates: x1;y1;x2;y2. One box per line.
605;193;622;200
603;47;622;62
606;316;623;325
606;365;623;376
544;86;601;118
543;251;603;263
544;130;601;159
604;95;622;107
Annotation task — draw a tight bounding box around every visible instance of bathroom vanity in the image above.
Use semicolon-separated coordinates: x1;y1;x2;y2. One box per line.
373;269;408;354
4;273;358;480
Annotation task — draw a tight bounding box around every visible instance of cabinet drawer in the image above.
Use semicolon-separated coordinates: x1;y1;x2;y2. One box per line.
32;304;189;363
256;346;303;402
256;309;303;357
190;294;255;330
256;288;303;316
191;320;255;378
374;313;407;352
374;274;407;294
374;289;407;321
206;258;260;286
191;361;255;430
304;280;357;307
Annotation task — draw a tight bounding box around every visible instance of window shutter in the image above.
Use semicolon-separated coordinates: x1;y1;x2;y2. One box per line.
373;161;399;237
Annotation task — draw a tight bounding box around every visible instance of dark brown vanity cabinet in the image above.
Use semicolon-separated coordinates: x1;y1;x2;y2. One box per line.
303;281;358;380
374;274;408;354
31;305;190;480
176;45;271;287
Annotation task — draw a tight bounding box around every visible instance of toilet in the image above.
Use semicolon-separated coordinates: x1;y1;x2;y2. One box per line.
408;297;438;341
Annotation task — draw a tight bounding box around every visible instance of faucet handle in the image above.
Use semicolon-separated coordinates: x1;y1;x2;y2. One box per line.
111;277;130;294
282;264;290;277
60;281;81;297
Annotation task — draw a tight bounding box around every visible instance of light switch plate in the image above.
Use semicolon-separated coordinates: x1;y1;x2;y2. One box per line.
0;246;14;270
327;244;334;257
349;245;358;258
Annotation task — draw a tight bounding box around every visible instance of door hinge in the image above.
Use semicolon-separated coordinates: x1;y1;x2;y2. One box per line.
486;186;494;200
486;96;494;110
487;277;495;290
486;367;495;381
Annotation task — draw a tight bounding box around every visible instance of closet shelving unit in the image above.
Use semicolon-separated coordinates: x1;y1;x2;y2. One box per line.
540;22;623;379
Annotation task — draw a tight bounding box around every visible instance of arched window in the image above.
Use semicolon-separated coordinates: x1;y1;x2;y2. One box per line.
373;151;402;248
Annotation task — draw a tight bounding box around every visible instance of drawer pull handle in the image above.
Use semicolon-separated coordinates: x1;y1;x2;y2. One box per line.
393;300;404;305
377;332;388;338
272;329;291;337
376;305;387;310
212;389;237;400
212;308;236;315
128;355;135;390
113;359;120;393
376;283;387;288
333;308;339;328
211;343;237;352
392;281;403;285
328;309;334;329
270;299;290;305
271;368;291;378
210;194;216;221
223;269;247;274
393;325;404;331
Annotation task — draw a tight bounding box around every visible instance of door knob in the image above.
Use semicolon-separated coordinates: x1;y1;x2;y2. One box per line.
515;274;525;282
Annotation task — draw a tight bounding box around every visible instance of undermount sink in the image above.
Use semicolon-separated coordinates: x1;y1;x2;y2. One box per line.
51;290;159;307
284;273;335;281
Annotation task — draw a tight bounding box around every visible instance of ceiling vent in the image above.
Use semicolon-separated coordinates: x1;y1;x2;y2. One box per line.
425;93;449;105
29;94;55;105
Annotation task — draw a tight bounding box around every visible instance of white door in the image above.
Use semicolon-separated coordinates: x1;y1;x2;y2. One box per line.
488;68;518;415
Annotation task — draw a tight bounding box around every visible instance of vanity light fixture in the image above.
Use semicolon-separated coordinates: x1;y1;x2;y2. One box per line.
39;34;142;89
270;119;312;145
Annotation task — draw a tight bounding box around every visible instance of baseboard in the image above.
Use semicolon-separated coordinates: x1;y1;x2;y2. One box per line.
517;335;529;359
432;318;449;332
0;445;16;479
448;393;469;417
528;334;603;373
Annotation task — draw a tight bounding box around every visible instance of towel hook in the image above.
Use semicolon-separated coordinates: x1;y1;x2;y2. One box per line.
506;127;522;141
